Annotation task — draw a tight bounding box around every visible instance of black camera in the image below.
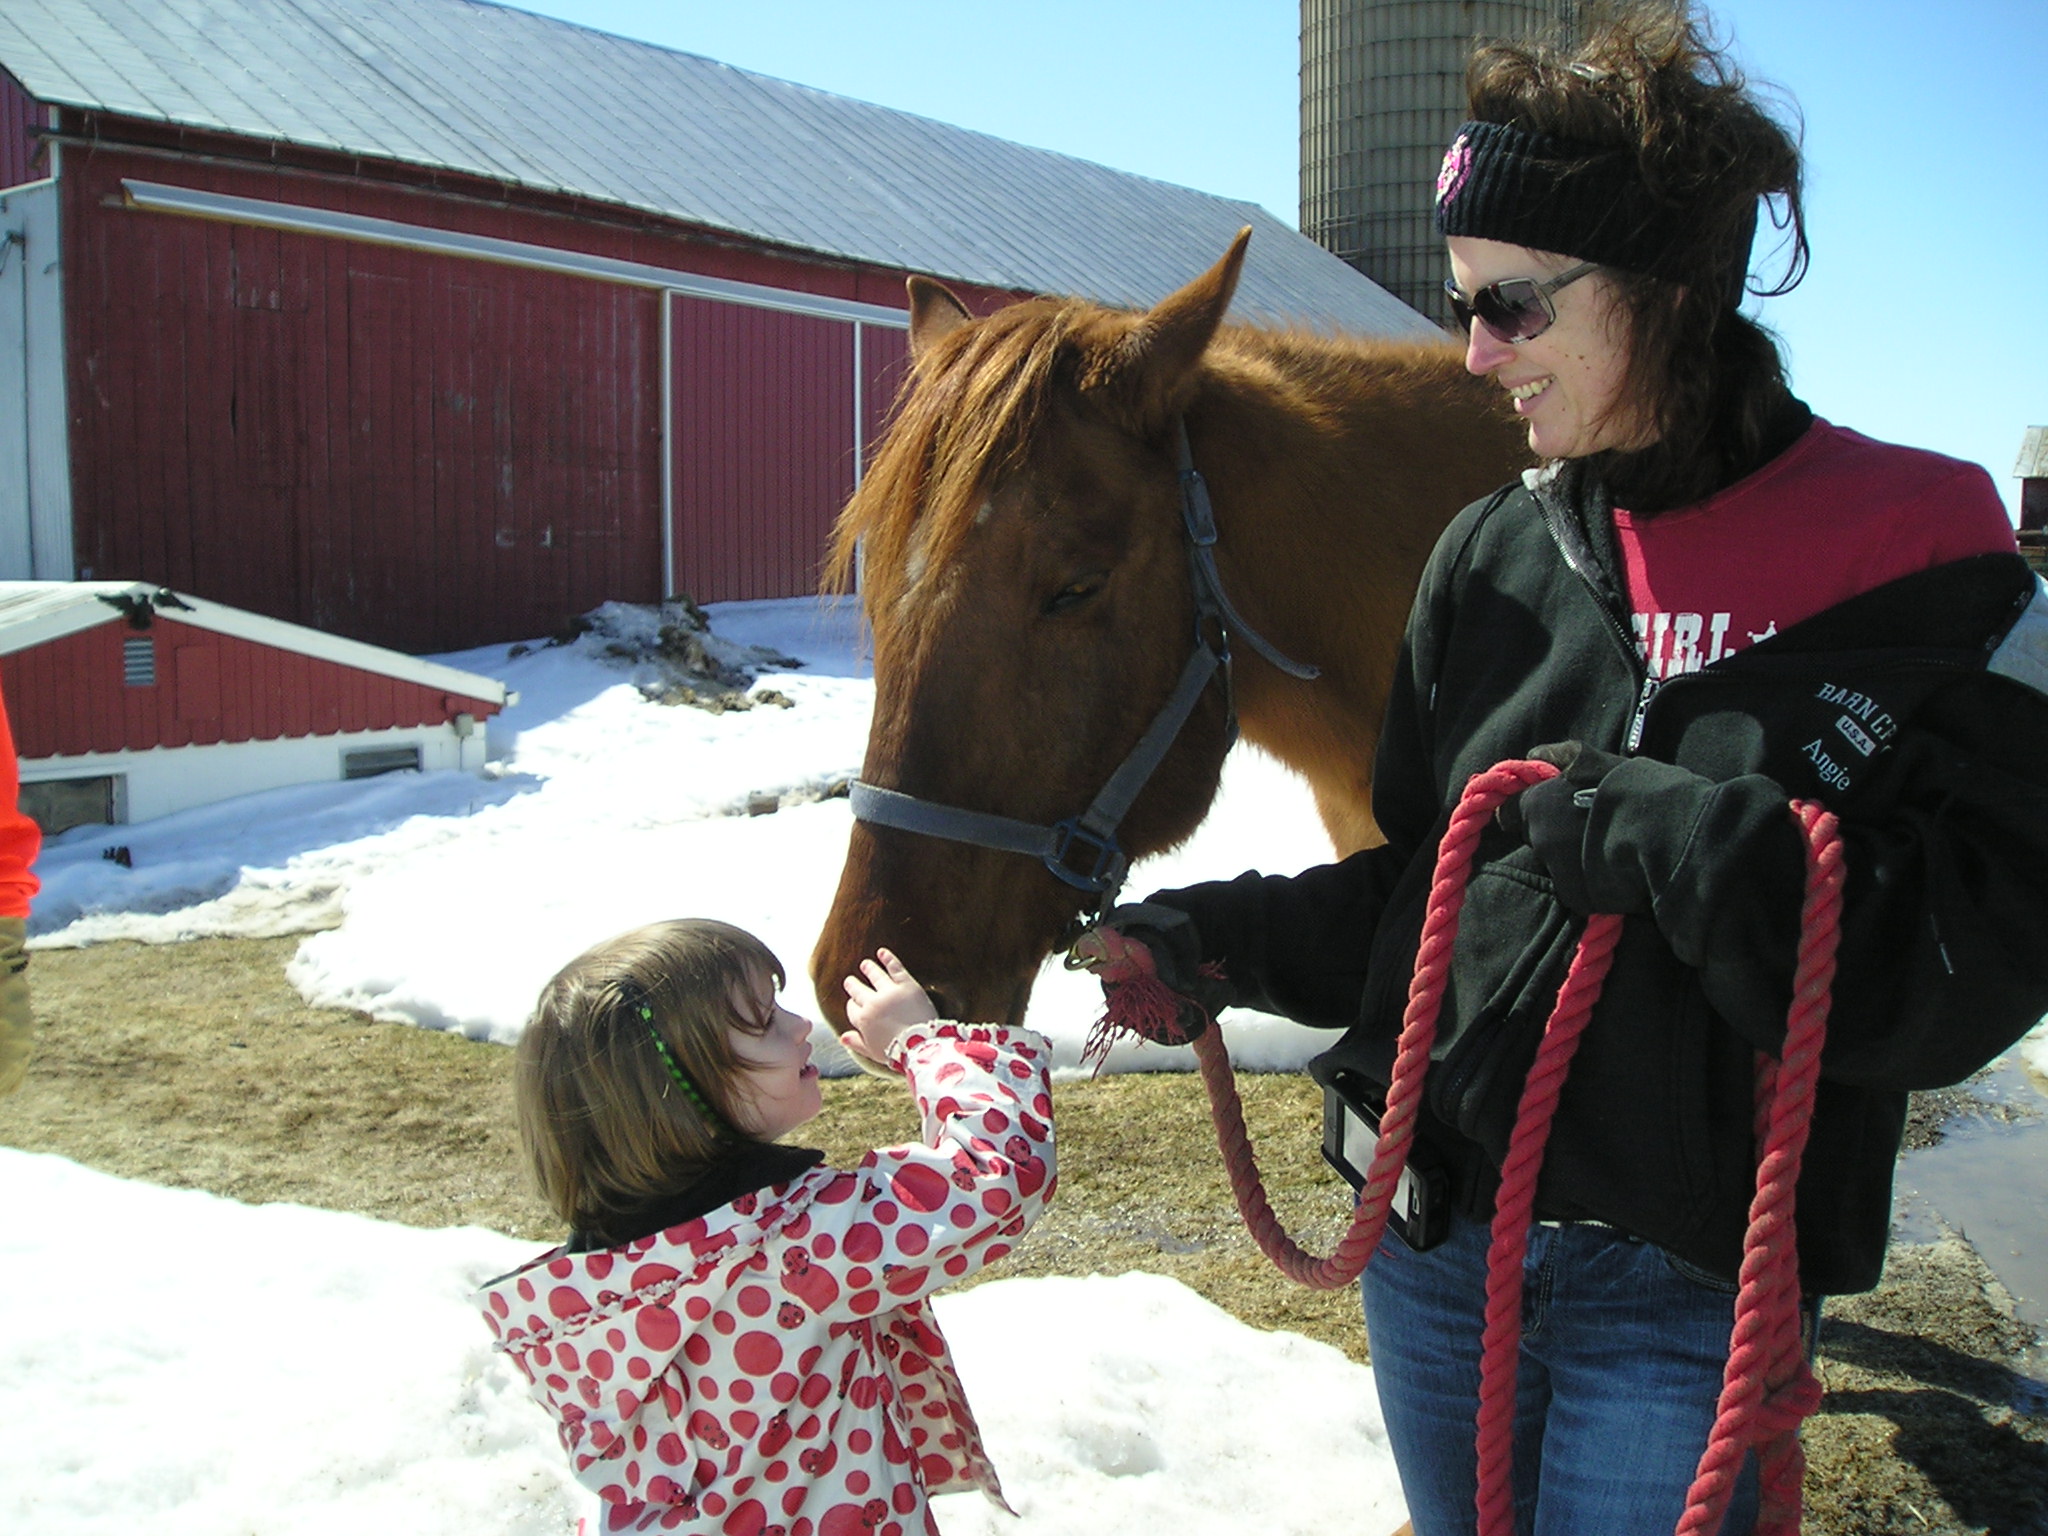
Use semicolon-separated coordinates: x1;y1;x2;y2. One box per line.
1319;1071;1451;1252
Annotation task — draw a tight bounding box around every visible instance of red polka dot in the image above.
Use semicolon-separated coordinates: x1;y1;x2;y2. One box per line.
896;1225;929;1256
683;1335;712;1366
729;1379;754;1403
844;1223;884;1263
722;1497;767;1534
635;1305;682;1350
730;1409;761;1439
712;1311;737;1336
981;1188;1013;1217
548;1286;591;1320
737;1285;772;1317
949;1203;976;1227
630;1262;681;1290
734;1330;785;1375
849;1289;880;1314
771;1372;799;1402
891;1163;950;1213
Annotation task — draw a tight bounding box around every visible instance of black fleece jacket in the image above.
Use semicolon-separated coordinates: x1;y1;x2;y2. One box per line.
1151;461;2048;1295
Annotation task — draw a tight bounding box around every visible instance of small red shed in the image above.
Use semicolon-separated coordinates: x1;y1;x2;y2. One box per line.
0;581;511;832
0;0;1427;655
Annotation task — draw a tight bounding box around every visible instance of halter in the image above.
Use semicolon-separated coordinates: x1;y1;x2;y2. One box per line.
849;420;1320;910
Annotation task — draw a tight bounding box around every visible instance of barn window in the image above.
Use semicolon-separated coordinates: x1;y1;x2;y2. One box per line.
342;745;422;780
123;636;157;687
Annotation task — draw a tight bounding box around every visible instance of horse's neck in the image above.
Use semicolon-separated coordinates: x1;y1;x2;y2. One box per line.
1190;333;1515;853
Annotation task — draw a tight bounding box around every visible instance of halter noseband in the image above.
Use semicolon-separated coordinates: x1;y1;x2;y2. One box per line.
848;421;1319;910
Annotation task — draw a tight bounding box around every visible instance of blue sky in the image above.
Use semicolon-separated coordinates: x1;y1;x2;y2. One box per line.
501;0;2045;518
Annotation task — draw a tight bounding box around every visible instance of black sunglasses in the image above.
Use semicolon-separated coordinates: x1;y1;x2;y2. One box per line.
1445;261;1600;344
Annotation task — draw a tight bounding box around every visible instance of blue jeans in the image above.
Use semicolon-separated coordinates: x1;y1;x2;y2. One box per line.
1362;1211;1803;1536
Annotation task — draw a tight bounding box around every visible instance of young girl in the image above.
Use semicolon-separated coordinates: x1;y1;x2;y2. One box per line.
477;919;1054;1535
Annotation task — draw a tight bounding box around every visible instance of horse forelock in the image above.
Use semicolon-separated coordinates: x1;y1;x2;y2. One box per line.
829;296;1134;647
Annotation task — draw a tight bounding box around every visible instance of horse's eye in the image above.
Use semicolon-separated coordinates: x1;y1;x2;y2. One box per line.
1043;575;1106;616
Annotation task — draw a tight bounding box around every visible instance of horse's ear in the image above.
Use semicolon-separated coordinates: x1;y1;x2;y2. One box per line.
907;276;974;360
1091;226;1250;432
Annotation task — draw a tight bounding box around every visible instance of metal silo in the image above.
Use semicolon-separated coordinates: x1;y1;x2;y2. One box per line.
1302;0;1577;327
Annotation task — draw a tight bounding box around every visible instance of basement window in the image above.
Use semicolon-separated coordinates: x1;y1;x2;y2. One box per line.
20;775;124;835
123;636;157;687
342;745;422;780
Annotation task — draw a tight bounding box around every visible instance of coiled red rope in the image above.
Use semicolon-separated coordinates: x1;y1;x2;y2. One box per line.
1110;759;1844;1536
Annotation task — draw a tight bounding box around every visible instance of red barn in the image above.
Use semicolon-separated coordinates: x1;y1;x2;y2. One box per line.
0;0;1429;654
0;580;510;831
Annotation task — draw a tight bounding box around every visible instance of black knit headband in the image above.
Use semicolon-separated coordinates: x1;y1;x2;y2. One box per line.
1433;119;1746;288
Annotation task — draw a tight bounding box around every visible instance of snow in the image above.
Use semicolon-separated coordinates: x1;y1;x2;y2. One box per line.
0;1147;1402;1535
27;596;1343;1076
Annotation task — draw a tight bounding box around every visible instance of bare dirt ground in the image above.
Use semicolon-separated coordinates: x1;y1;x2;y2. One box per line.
6;937;2045;1534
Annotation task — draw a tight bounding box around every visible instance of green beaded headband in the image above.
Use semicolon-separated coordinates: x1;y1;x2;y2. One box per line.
637;1003;726;1129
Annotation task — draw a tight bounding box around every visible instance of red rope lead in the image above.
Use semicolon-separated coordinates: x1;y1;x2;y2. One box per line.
1677;799;1842;1536
1101;764;1844;1536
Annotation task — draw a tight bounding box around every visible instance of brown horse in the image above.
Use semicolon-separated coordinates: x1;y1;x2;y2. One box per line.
811;230;1528;1028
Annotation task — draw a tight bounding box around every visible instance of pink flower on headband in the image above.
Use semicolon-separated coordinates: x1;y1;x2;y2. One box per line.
1436;134;1474;207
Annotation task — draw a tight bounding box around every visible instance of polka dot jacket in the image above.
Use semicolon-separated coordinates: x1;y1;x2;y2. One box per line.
477;1023;1055;1535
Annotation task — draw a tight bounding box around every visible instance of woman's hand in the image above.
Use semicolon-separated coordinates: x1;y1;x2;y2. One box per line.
841;948;939;1069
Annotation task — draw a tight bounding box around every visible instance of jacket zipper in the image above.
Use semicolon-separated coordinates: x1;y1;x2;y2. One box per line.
1533;477;1658;752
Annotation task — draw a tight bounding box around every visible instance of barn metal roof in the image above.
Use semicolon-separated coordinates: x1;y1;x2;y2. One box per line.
0;582;512;704
0;0;1436;337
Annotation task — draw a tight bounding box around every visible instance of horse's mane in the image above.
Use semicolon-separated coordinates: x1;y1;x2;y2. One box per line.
830;293;1481;643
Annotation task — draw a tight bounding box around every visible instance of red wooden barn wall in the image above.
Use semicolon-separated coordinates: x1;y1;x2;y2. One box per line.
668;300;909;602
0;70;46;189
62;148;663;654
55;139;995;652
0;618;501;758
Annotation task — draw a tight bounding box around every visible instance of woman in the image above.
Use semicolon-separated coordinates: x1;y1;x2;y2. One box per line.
1087;6;2048;1533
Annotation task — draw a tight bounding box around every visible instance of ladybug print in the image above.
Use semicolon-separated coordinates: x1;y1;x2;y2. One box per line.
478;1022;1051;1534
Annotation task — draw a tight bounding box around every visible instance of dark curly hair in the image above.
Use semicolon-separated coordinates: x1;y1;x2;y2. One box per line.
1468;3;1808;510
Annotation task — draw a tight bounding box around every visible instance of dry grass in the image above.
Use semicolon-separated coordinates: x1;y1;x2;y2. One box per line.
5;936;2044;1534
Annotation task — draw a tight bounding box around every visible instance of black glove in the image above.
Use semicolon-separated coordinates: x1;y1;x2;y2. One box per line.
1069;901;1231;1043
1497;741;1649;915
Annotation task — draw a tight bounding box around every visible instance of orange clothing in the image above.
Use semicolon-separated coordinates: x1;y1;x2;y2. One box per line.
0;676;41;919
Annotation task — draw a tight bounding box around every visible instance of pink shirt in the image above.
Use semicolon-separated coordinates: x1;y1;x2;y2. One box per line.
1613;420;2017;681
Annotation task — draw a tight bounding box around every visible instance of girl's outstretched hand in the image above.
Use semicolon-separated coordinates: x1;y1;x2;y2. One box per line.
841;948;938;1069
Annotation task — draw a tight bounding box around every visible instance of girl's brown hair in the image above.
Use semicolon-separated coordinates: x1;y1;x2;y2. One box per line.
1469;2;1808;509
515;919;784;1240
